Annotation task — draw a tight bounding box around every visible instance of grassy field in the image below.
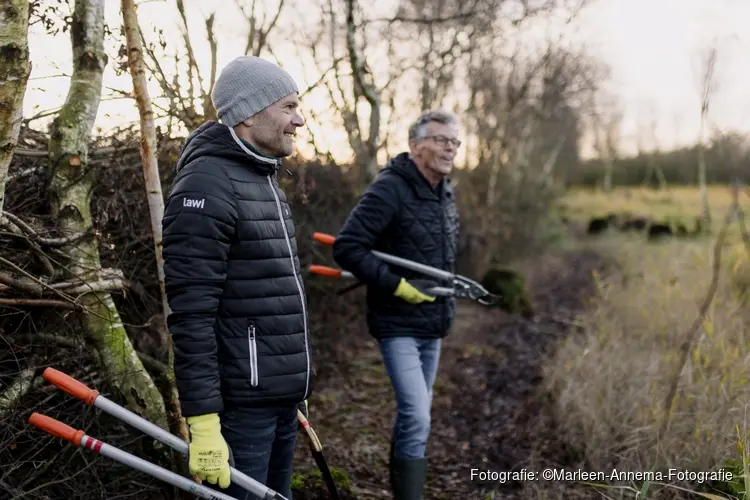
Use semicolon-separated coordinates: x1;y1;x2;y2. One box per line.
559;185;739;222
539;186;750;499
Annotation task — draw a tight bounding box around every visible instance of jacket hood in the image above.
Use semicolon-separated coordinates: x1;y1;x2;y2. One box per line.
380;152;451;200
175;121;282;176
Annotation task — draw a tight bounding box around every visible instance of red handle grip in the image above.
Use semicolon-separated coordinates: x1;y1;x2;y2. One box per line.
29;413;85;446
297;408;311;428
43;367;99;405
308;265;343;278
297;409;322;451
312;232;336;246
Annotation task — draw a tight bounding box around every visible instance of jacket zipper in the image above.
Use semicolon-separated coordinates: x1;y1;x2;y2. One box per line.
440;189;447;326
248;324;259;387
267;175;310;398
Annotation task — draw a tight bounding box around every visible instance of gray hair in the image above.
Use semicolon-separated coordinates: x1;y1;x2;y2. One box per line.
408;109;459;142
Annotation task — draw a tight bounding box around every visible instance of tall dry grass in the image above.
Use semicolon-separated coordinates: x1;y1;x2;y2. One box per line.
542;220;750;497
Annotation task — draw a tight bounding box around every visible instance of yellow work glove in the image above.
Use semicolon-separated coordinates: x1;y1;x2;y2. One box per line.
186;413;231;489
393;278;436;304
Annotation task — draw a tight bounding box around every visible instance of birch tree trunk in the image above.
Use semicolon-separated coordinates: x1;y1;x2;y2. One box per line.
0;0;31;213
47;0;168;429
121;0;188;445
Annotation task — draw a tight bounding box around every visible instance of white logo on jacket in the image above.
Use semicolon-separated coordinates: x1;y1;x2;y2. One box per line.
183;197;205;209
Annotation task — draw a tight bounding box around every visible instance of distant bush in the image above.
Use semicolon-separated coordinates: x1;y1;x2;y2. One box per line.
451;161;565;278
565;131;750;188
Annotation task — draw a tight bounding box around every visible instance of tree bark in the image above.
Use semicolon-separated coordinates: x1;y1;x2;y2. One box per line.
121;0;189;445
345;0;380;187
0;365;37;420
47;0;168;429
0;0;31;214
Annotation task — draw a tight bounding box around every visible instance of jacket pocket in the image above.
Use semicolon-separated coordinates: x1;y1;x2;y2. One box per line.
247;323;259;387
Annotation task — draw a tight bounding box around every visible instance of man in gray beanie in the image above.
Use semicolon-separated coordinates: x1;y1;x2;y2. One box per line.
161;55;311;500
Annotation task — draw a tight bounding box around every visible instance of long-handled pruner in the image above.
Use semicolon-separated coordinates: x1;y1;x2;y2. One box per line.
39;367;289;500
297;409;341;500
310;232;501;306
309;264;459;298
28;412;240;500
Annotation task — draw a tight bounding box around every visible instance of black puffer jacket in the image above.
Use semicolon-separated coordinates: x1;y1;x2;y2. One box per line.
332;152;460;339
162;121;311;417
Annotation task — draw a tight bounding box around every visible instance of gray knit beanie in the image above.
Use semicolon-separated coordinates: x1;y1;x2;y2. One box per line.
211;56;299;127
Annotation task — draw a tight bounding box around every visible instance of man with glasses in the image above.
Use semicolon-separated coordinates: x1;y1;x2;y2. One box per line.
332;110;461;499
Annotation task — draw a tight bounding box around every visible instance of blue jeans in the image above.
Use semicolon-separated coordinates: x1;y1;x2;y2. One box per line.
205;405;298;500
379;336;442;460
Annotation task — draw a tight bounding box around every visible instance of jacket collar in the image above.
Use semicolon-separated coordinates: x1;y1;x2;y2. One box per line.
227;125;281;170
384;152;452;201
175;121;283;177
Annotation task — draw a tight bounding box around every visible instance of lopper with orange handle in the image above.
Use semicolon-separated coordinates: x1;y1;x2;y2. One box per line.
39;367;289;500
309;232;499;305
28;412;239;500
308;265;353;280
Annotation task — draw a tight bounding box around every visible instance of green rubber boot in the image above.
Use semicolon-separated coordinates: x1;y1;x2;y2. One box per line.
389;451;428;500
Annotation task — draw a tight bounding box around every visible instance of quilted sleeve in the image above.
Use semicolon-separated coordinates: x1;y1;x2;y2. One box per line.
161;159;237;417
332;174;403;293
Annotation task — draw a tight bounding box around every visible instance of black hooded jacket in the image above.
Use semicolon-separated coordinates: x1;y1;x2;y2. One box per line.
332;152;460;339
162;121;311;417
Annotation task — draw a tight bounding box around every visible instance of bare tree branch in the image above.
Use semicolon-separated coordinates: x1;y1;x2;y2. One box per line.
697;43;718;226
204;13;218;119
256;0;285;56
659;201;737;437
299;57;345;99
175;0;206;101
0;366;37;419
378;12;477;24
0;298;79;309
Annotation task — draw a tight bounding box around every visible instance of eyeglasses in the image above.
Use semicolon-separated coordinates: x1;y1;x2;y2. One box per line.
422;135;461;148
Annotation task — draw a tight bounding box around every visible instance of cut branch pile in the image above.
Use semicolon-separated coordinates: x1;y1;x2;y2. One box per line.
0;124;185;498
0;123;369;499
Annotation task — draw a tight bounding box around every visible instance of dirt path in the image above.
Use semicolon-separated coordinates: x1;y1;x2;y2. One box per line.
292;248;612;499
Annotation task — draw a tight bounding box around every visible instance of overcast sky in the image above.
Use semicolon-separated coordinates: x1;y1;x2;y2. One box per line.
576;0;749;153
